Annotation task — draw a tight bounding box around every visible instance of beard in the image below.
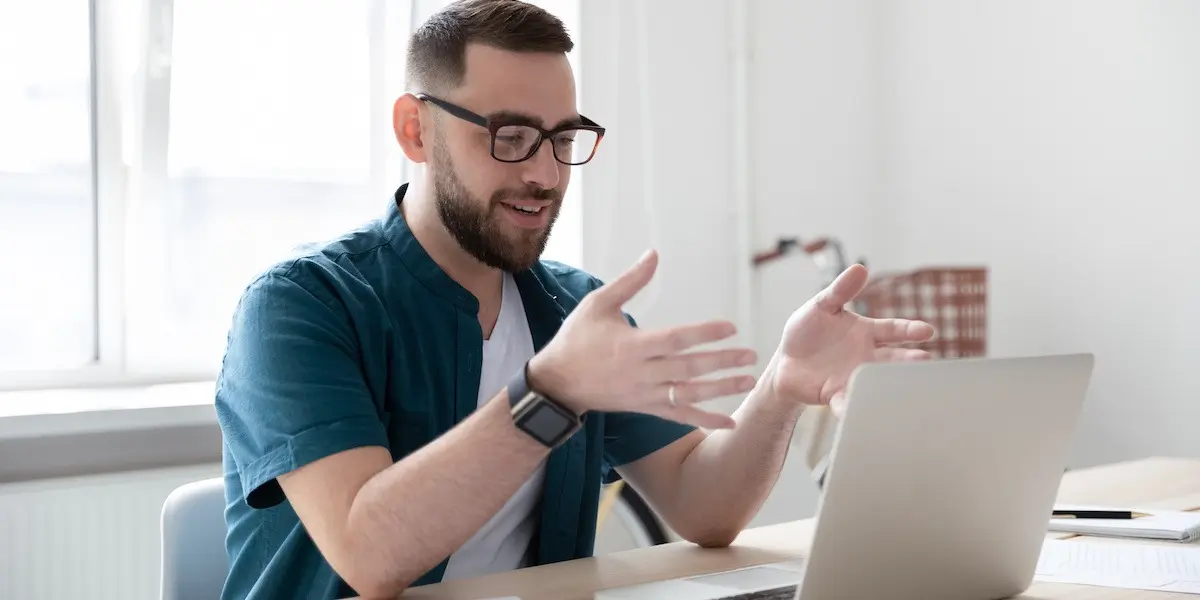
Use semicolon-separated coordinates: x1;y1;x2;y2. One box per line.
431;138;561;272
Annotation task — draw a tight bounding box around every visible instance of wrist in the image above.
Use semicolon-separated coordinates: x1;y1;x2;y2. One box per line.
526;353;584;416
765;352;821;407
507;361;583;449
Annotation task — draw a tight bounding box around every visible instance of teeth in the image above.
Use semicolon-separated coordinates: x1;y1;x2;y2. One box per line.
513;205;541;214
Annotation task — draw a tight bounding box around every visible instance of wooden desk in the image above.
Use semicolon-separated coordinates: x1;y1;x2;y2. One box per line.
397;457;1200;600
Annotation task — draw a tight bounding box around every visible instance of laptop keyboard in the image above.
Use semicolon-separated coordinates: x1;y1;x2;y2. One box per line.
595;561;805;599
707;585;799;600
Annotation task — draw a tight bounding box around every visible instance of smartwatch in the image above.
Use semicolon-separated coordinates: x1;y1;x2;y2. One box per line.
507;362;581;449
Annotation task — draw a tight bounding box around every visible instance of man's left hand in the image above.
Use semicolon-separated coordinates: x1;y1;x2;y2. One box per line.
768;263;936;417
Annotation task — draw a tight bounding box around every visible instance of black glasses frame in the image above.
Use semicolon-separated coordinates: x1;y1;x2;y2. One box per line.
416;93;606;165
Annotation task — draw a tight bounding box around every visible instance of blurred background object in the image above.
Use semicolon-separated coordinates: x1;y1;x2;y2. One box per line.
752;236;988;487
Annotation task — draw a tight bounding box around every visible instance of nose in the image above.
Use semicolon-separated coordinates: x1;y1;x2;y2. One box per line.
521;139;561;190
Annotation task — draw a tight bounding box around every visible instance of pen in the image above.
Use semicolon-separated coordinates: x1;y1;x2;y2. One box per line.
1051;509;1152;519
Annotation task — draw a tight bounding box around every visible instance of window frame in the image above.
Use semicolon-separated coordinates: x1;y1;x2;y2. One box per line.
1;0;584;394
0;0;139;392
0;0;409;392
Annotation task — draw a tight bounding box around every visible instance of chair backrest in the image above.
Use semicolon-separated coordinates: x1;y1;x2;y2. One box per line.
161;477;228;600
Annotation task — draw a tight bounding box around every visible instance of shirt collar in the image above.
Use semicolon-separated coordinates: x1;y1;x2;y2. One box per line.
381;183;479;311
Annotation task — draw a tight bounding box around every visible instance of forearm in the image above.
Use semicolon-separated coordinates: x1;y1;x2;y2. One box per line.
674;362;805;546
346;392;549;596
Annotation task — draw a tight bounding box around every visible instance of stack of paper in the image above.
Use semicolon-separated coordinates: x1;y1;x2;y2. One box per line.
1037;539;1200;594
1049;505;1200;542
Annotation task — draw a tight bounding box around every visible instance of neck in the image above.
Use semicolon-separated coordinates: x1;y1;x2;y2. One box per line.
402;179;505;322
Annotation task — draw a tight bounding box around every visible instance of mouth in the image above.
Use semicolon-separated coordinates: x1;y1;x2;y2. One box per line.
507;204;545;215
498;201;552;229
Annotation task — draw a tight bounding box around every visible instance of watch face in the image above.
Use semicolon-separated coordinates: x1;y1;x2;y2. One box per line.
520;402;574;443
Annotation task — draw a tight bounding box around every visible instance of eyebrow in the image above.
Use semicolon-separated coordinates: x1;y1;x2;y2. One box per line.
486;110;584;130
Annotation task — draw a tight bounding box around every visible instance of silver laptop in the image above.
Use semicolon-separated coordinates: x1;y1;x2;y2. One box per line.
597;353;1095;600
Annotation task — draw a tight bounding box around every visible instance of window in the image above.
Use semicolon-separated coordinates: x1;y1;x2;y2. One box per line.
124;0;412;373
0;0;95;374
0;0;583;390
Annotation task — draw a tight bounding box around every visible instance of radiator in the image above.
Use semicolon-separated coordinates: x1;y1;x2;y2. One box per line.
0;463;222;600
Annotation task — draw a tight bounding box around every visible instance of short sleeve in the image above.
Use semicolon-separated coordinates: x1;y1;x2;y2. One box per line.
602;412;697;484
215;271;389;509
600;310;697;483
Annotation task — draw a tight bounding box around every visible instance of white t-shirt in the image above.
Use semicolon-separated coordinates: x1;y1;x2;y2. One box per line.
441;273;545;581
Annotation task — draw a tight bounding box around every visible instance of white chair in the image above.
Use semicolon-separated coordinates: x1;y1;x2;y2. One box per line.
161;477;229;600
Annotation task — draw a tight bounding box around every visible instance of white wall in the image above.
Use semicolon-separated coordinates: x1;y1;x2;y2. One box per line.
579;0;742;333
745;0;880;526
873;0;1200;468
751;0;878;346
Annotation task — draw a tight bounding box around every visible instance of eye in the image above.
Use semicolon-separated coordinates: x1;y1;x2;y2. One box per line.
496;133;525;145
494;125;533;147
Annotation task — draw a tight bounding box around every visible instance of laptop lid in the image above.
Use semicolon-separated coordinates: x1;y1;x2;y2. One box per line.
796;353;1094;600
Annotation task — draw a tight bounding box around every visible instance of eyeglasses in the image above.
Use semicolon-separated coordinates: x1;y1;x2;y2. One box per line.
416;93;605;166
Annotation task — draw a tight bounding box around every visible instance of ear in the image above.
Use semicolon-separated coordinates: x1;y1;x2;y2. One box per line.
393;93;429;163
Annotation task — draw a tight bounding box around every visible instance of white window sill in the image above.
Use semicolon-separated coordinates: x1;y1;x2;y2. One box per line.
0;381;218;441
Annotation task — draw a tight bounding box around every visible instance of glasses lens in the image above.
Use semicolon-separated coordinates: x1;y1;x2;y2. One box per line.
555;129;600;165
492;125;540;161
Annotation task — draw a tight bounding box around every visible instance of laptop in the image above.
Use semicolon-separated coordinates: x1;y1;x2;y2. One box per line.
597;353;1095;600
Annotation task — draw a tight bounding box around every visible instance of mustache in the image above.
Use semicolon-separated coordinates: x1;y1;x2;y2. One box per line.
491;186;562;204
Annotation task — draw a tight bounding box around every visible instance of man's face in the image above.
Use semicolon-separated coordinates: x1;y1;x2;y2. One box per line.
427;44;578;272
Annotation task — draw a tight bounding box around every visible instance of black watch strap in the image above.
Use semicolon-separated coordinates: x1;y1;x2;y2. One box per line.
508;362;533;409
507;361;581;448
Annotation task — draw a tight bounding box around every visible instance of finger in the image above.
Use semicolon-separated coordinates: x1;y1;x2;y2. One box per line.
873;347;932;362
872;318;936;343
592;249;658;308
637;320;739;357
830;392;848;419
657;406;737;430
658;375;757;406
646;348;757;383
814;263;870;312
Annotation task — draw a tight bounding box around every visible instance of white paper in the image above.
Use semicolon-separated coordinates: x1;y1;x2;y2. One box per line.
1036;539;1200;594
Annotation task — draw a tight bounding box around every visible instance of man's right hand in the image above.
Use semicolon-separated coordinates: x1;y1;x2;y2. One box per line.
527;249;756;430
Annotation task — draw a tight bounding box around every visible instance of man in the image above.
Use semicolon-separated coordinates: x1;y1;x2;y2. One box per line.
214;1;935;599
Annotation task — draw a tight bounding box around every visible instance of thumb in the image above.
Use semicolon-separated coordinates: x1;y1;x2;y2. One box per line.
830;391;848;419
594;249;659;308
815;263;869;313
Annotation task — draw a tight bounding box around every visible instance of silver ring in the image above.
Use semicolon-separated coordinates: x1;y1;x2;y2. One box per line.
667;384;678;408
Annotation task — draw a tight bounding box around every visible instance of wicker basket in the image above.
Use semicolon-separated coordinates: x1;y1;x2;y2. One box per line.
857;267;988;358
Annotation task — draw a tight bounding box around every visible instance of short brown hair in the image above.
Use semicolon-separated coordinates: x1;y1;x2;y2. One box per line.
406;0;573;93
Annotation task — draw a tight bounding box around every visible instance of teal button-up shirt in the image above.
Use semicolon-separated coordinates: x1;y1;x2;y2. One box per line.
215;184;695;600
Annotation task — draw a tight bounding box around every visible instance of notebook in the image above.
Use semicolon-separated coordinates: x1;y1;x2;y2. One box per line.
1049;505;1200;542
